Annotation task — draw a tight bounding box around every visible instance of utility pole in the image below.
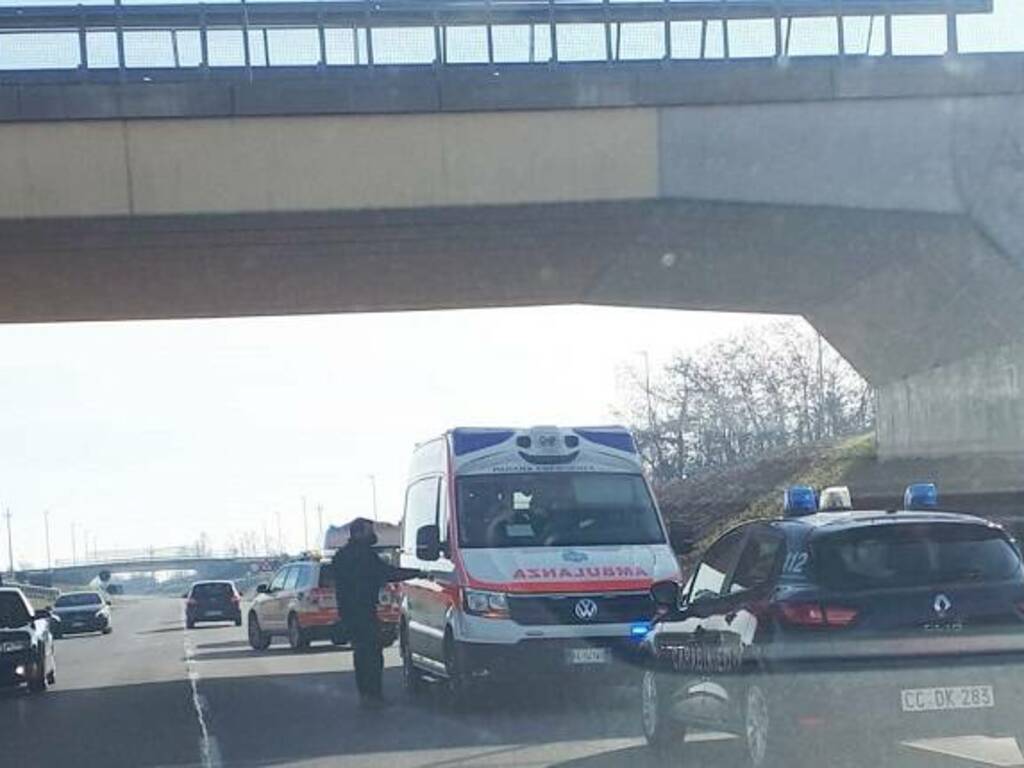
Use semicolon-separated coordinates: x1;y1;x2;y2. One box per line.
4;508;13;576
275;510;283;554
816;331;825;440
262;521;270;556
316;504;324;549
43;510;52;571
367;475;378;521
302;495;308;550
71;522;77;565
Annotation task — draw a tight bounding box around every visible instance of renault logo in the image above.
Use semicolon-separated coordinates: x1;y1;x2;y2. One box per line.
933;593;952;618
574;598;599;621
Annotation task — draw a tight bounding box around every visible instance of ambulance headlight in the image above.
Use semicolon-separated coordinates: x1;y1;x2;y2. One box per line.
464;590;510;619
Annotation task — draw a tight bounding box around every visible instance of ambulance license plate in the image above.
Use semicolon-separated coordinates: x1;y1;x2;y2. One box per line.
900;685;994;712
567;648;610;665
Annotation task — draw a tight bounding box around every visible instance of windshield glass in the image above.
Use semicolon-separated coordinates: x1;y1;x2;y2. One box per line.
813;524;1023;590
0;592;32;628
55;593;102;607
457;472;664;548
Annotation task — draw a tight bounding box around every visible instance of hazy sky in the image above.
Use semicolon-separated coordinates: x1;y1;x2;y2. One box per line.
0;306;786;568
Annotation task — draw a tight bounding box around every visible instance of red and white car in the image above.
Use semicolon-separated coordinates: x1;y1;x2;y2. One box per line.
247;555;400;651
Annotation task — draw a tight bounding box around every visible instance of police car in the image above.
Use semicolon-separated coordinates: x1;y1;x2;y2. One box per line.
640;484;1024;767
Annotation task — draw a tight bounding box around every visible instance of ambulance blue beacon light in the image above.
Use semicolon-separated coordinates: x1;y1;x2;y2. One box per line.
905;482;938;510
784;485;817;517
631;621;652;641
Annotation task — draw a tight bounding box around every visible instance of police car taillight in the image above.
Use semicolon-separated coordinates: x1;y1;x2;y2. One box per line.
778;601;858;628
308;587;331;606
904;482;938;510
783;486;817;517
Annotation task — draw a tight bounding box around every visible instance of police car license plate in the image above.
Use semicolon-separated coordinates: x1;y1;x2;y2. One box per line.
207;610;223;617
567;648;610;665
900;685;994;712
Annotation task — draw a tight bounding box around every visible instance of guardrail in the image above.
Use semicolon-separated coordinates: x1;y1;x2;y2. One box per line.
0;0;995;78
8;581;61;606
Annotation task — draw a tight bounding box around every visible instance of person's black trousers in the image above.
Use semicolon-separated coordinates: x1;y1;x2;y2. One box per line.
350;618;383;699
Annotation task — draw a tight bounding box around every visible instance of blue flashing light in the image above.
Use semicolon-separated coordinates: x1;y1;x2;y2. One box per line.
451;429;515;456
904;482;938;510
784;485;817;517
630;621;651;640
574;428;637;454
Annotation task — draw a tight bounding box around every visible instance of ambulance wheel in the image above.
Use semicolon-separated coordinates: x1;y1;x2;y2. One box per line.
401;629;426;696
443;633;476;710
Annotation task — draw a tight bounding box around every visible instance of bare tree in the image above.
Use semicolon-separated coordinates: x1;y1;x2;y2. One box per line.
617;320;873;482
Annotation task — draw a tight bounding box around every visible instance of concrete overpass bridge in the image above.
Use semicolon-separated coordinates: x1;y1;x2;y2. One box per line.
1;0;1022;459
22;554;286;586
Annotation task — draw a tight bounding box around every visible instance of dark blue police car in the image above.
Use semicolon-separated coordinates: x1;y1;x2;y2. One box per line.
640;485;1024;767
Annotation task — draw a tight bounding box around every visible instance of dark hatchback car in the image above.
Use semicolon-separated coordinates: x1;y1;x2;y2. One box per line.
0;587;56;692
52;591;112;637
640;510;1024;767
185;581;242;628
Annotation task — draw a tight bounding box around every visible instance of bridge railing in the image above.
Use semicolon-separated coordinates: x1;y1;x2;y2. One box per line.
0;0;997;79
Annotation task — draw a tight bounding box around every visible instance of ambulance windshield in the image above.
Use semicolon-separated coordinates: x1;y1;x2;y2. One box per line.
456;472;665;548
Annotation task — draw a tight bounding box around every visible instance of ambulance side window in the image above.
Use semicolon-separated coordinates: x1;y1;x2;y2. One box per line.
403;477;440;565
438;477;449;548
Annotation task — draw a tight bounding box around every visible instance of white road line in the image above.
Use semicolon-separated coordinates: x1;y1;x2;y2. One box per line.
184;631;222;768
904;736;1024;767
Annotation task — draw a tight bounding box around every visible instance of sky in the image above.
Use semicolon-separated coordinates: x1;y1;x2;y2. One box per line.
0;306;786;569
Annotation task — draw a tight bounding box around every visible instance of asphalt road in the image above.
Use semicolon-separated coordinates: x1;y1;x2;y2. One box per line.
2;597;1023;768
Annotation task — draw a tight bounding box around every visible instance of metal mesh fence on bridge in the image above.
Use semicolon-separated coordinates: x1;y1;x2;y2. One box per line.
0;0;1019;76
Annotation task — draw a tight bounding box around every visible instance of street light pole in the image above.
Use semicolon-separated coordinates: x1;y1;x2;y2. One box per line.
43;510;52;571
316;504;324;549
302;495;308;550
367;475;378;521
4;508;13;576
71;522;77;565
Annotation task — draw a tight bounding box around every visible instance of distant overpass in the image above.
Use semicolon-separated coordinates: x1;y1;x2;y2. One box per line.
22;555;286;586
0;0;1022;459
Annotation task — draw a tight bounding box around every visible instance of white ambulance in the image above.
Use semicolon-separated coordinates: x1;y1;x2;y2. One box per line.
399;425;686;699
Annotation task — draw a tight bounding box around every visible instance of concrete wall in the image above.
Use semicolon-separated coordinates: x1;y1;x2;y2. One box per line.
0;95;987;219
0;110;657;218
877;342;1024;458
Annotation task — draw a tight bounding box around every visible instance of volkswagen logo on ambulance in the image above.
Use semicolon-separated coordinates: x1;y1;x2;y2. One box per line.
574;598;599;621
933;593;952;618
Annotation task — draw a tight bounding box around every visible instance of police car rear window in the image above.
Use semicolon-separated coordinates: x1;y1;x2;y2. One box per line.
192;583;233;598
813;523;1022;590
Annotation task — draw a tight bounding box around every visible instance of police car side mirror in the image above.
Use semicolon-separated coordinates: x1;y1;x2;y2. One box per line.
650;580;680;612
416;525;441;562
668;521;694;555
256;584;269;594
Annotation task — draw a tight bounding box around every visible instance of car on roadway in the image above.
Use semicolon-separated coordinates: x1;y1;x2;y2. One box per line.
0;587;56;692
52;591;112;637
185;580;242;628
639;506;1024;767
247;556;400;651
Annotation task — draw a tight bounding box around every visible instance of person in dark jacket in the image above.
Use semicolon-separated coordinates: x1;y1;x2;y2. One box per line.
332;517;422;706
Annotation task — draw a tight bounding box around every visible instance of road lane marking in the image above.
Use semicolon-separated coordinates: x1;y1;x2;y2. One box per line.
903;736;1024;766
184;632;222;768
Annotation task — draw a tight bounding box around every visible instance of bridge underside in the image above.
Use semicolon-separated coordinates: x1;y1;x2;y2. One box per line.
3;199;1021;388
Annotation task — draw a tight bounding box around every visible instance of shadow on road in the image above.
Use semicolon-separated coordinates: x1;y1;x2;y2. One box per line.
136;625;185;635
192;644;348;661
193;639;251;651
